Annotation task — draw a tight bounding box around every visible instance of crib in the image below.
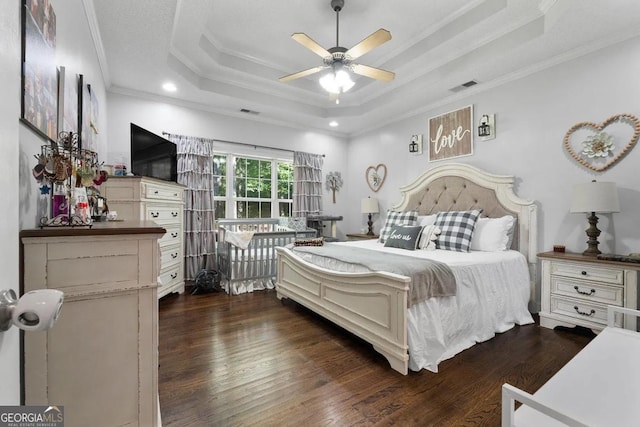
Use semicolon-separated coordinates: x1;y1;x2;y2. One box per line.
216;218;316;295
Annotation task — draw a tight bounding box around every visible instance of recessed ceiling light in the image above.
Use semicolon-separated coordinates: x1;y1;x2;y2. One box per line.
162;82;177;92
329;121;338;127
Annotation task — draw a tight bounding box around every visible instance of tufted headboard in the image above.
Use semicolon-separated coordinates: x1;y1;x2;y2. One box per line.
392;163;538;267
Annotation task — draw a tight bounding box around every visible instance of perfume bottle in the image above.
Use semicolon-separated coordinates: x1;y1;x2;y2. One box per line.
52;183;68;218
73;187;90;223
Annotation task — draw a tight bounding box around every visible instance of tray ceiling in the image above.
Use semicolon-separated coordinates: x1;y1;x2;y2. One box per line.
91;0;640;135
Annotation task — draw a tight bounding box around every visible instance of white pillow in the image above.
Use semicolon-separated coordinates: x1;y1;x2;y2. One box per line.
418;214;437;227
418;224;441;250
470;216;516;251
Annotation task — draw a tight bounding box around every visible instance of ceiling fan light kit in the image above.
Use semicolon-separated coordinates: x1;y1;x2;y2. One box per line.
319;63;355;94
279;0;395;100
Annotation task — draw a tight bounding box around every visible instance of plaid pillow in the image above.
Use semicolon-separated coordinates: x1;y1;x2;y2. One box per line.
379;210;418;243
434;209;482;252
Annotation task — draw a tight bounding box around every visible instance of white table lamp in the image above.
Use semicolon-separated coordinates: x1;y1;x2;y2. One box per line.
361;197;379;236
570;180;620;256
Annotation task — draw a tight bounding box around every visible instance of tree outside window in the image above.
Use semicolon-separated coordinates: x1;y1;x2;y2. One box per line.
213;154;293;219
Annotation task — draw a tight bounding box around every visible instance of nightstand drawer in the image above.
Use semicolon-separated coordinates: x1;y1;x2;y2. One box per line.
550;262;623;285
549;296;610;327
551;277;623;306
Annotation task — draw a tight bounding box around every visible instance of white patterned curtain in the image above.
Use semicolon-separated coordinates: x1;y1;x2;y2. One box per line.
293;151;323;217
167;134;216;282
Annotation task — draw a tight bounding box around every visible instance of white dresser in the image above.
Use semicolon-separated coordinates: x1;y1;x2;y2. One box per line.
21;222;163;426
101;176;186;298
539;251;639;331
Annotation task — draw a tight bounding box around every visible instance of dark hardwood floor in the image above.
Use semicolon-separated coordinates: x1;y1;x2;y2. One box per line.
158;289;592;426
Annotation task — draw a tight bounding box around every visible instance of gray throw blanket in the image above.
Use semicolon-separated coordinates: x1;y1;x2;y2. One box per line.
292;243;456;306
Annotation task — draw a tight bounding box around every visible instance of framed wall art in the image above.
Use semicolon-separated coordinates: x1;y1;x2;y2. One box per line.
563;113;640;172
57;66;78;134
78;75;93;152
89;84;100;150
428;105;473;162
21;0;58;141
366;163;387;192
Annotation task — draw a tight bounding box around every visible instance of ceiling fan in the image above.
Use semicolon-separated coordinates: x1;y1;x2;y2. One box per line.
278;0;395;99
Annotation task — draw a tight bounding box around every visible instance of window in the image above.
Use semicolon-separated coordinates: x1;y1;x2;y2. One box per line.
277;161;293;217
213;155;227;219
213;154;293;219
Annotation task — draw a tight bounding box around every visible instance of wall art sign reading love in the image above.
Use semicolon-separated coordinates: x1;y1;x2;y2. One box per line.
428;105;473;162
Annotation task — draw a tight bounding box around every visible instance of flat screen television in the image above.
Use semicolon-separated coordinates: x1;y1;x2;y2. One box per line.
130;123;177;182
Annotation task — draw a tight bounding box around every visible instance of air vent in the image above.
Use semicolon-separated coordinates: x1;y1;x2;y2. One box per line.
240;108;260;115
449;80;479;93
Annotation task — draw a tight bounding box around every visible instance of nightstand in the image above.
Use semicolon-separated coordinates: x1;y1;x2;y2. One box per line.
538;251;640;332
346;233;379;241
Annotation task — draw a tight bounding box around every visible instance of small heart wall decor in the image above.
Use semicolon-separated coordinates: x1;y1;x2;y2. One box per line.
366;163;387;192
563;113;640;172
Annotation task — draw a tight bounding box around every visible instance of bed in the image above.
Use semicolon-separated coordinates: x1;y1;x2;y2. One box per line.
217;218;317;295
275;163;538;375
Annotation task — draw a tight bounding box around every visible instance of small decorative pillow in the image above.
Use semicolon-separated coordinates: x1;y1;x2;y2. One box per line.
434;209;482;252
383;225;423;250
418;225;441;250
470;215;516;251
288;217;308;231
379;210;418;243
294;237;324;247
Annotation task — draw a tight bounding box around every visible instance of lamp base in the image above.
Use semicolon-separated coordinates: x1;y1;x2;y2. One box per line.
582;212;601;256
366;213;374;236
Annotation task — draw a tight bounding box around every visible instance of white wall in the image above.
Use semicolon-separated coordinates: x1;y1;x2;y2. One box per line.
19;0;109;229
106;92;350;236
9;0;108;403
347;35;640;257
0;0;23;405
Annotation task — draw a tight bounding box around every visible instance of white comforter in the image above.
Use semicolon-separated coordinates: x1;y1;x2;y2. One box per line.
296;240;534;372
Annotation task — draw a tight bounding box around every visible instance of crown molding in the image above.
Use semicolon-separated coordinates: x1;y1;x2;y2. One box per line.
81;0;111;87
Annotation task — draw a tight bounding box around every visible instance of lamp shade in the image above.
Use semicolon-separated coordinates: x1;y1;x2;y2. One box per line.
570;181;620;213
361;197;379;214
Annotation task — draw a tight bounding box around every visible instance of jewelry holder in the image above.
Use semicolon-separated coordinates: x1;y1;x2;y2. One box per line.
36;131;100;228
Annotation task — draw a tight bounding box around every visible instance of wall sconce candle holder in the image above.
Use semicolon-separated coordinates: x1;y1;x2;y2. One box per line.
409;134;423;154
478;114;496;140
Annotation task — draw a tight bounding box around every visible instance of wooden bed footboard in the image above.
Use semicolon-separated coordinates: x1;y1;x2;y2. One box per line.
276;246;411;375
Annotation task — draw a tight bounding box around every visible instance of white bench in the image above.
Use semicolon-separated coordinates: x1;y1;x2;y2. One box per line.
502;306;640;426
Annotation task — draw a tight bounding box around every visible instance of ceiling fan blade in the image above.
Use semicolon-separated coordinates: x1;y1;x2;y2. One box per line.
278;66;326;83
351;64;395;82
345;29;391;60
291;33;332;58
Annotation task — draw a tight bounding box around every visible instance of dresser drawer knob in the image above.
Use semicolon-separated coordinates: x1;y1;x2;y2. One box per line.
573;306;596;317
150;212;159;218
581;271;587;276
574;286;595;296
154;190;159;194
171;253;178;259
170;273;178;279
171;232;178;238
171;212;178;217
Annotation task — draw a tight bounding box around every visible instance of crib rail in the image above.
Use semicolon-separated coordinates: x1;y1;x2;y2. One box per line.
216;219;316;293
